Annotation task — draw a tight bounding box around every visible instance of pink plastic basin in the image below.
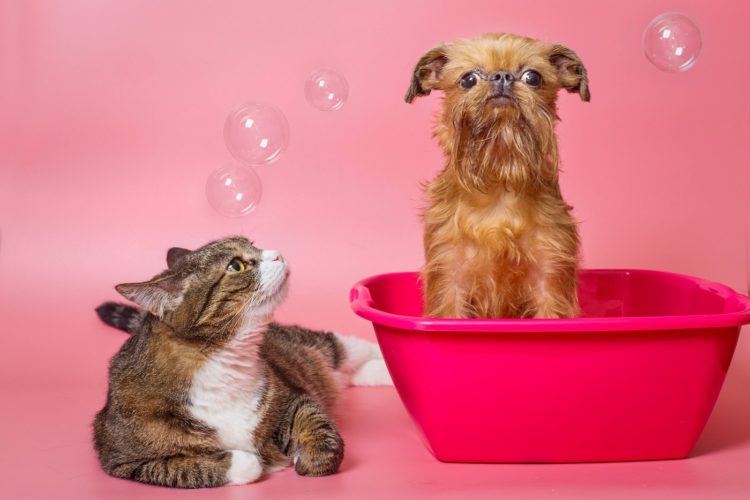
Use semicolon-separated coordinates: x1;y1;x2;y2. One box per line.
350;269;750;463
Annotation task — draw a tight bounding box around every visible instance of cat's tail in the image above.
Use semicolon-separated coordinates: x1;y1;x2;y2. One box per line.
95;302;149;335
334;334;393;387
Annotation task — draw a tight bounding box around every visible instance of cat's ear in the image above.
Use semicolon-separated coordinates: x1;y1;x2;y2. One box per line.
115;274;184;318
166;247;191;268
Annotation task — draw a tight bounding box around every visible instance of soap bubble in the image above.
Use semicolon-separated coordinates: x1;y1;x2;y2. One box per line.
205;164;262;217
643;12;702;72
304;69;349;111
224;102;289;165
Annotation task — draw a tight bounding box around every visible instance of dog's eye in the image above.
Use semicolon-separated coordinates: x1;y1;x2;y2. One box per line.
520;70;542;87
226;258;245;273
460;72;478;90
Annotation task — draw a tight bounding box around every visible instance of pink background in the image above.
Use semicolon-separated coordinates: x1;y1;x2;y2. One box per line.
1;0;749;498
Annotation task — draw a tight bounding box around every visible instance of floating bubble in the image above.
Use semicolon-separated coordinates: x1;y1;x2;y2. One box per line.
205;164;262;217
643;12;702;72
224;102;289;165
304;69;349;111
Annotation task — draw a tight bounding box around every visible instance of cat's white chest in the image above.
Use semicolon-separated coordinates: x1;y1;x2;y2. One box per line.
188;341;264;452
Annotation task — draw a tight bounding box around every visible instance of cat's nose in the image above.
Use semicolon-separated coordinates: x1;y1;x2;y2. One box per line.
261;249;282;262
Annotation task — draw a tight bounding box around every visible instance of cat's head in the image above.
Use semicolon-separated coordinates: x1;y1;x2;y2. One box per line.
115;236;288;339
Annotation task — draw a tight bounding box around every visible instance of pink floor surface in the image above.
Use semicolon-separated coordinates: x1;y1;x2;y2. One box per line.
3;338;750;500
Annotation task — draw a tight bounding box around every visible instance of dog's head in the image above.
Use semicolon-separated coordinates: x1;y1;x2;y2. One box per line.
405;34;589;190
406;32;589;112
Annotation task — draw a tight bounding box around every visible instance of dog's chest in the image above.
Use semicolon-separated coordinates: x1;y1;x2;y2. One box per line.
488;196;521;224
461;193;532;248
188;341;265;452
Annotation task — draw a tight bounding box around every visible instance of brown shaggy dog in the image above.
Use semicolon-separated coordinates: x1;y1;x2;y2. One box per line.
405;33;590;319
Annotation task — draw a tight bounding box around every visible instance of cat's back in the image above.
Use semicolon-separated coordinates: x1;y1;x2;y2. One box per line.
94;322;211;458
106;322;153;382
103;321;200;394
94;324;156;461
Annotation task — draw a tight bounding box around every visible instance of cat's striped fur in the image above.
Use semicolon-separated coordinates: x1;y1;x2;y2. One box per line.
93;237;390;488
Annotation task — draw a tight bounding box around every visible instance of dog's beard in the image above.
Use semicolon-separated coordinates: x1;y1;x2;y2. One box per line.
446;96;558;193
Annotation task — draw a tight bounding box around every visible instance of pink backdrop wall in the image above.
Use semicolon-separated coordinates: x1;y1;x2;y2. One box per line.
1;0;748;388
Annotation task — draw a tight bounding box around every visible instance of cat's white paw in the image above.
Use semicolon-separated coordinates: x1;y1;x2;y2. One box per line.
334;333;382;365
351;359;393;387
226;450;263;485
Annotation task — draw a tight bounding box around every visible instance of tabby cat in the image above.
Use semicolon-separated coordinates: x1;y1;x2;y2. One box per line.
93;236;390;488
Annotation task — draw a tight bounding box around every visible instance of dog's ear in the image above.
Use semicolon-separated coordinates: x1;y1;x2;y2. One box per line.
549;44;590;102
405;44;449;103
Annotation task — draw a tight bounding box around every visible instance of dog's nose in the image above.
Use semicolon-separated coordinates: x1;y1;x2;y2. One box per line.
490;72;515;91
490;71;515;83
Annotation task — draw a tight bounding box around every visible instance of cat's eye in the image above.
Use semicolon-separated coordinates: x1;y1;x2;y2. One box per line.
520;69;542;87
460;72;478;90
226;258;245;273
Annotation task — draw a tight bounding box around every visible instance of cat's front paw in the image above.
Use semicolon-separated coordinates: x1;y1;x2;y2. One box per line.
226;450;263;485
294;433;344;477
